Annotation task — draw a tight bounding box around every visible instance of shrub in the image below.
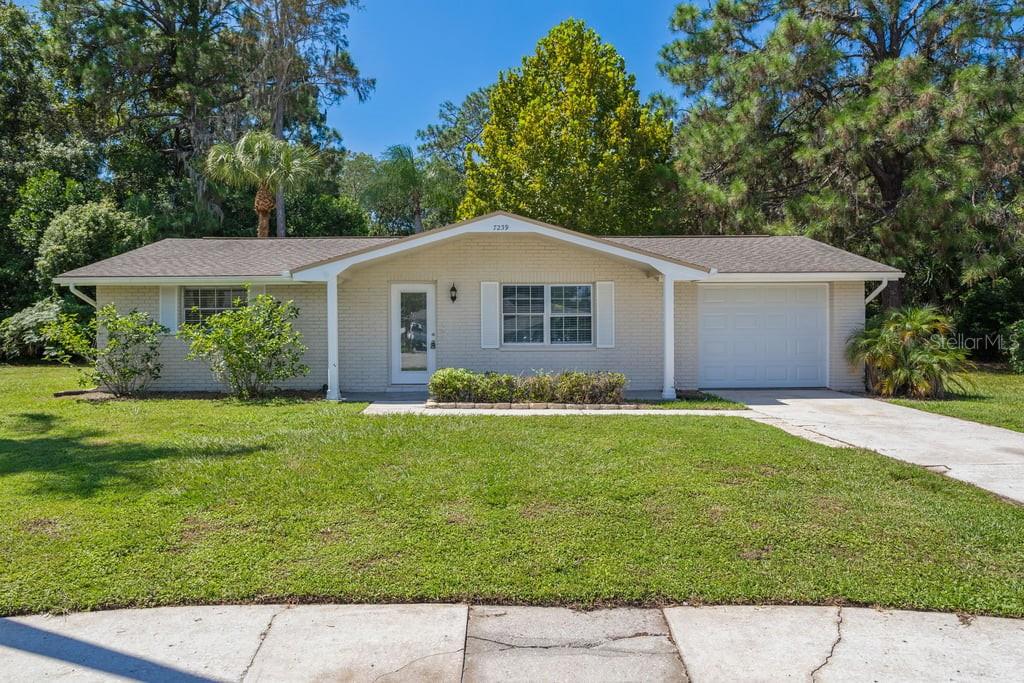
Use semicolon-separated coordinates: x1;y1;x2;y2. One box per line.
555;370;627;404
427;368;482;401
428;368;628;403
178;292;309;398
35;201;151;289
44;305;166;396
1007;320;1024;374
0;298;62;360
519;372;557;402
847;305;973;398
479;372;519;402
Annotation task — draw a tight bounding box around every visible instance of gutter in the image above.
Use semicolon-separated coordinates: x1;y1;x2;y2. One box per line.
864;280;890;305
68;284;97;308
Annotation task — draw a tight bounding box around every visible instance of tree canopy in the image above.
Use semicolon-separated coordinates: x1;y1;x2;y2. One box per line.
459;19;675;235
659;0;1024;305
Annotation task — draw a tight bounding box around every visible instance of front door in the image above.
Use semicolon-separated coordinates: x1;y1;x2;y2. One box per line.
390;283;436;384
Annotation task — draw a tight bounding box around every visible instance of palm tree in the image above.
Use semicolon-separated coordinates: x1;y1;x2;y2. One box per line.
205;132;321;238
847;305;974;398
362;145;463;233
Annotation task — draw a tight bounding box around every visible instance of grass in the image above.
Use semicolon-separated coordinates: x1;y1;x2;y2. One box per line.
638;392;744;410
889;366;1024;433
1;365;1022;617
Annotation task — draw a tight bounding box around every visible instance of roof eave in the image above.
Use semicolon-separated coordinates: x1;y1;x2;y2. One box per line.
703;271;904;282
53;275;296;286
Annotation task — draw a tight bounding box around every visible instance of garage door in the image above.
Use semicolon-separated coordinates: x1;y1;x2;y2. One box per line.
698;285;827;388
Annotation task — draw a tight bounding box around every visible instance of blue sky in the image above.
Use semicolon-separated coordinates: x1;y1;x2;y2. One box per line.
331;0;681;155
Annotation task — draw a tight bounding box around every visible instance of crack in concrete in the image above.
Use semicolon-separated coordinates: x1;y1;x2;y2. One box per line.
809;606;843;682
371;648;464;682
747;415;857;448
239;605;287;682
467;631;664;654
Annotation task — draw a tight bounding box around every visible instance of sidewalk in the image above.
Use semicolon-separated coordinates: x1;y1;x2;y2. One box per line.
2;604;1021;682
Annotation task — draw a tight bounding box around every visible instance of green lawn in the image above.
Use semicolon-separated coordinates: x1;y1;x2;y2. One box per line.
890;366;1024;433
1;365;1022;617
639;392;744;410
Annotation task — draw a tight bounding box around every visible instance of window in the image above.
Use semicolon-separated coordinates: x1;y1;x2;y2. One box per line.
501;284;592;345
550;285;592;344
502;285;545;343
182;287;247;324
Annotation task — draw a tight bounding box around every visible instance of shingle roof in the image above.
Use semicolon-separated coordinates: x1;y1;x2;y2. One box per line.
607;235;899;274
57;237;392;279
56;232;899;280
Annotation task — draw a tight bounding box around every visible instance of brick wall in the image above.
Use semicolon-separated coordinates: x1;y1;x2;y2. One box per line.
338;233;667;392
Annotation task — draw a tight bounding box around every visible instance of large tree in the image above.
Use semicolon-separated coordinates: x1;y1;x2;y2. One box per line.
459;19;675;234
42;0;247;181
659;0;1024;305
240;0;373;236
0;1;67;317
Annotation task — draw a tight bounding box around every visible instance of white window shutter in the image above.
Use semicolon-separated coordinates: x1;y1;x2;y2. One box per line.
595;281;615;348
158;286;178;333
480;281;500;348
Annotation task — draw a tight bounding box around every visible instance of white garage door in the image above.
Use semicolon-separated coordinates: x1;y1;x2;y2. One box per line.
698;285;827;388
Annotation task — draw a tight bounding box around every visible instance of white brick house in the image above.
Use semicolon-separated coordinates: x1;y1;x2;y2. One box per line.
55;212;903;398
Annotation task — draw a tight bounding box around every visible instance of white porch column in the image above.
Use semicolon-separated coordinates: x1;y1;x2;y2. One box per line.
326;273;340;400
662;276;676;399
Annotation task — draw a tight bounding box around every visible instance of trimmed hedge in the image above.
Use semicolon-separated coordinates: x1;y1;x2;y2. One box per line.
428;368;627;404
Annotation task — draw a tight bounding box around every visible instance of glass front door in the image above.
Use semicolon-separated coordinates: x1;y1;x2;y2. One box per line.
390;284;435;384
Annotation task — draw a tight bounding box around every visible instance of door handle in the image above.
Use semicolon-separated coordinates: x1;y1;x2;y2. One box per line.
430;340;436;349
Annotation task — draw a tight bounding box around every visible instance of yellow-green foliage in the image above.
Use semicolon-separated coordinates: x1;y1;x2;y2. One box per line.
459;19;674;234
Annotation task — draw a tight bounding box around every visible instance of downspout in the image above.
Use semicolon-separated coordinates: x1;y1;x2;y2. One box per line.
864;280;889;305
68;284;97;308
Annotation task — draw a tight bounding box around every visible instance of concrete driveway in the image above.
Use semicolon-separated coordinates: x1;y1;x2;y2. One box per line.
717;389;1024;504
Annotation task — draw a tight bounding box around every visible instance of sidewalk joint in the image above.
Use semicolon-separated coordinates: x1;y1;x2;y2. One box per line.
661;607;692;682
459;604;469;683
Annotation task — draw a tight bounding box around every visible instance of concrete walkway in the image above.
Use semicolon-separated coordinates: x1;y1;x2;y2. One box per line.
1;604;1021;682
362;400;751;417
717;389;1024;504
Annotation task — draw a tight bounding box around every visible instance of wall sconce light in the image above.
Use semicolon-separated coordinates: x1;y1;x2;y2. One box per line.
449;283;458;303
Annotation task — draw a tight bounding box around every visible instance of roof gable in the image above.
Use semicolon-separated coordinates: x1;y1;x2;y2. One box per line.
289;211;712;281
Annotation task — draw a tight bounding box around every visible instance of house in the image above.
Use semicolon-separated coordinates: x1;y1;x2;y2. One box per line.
54;211;903;398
